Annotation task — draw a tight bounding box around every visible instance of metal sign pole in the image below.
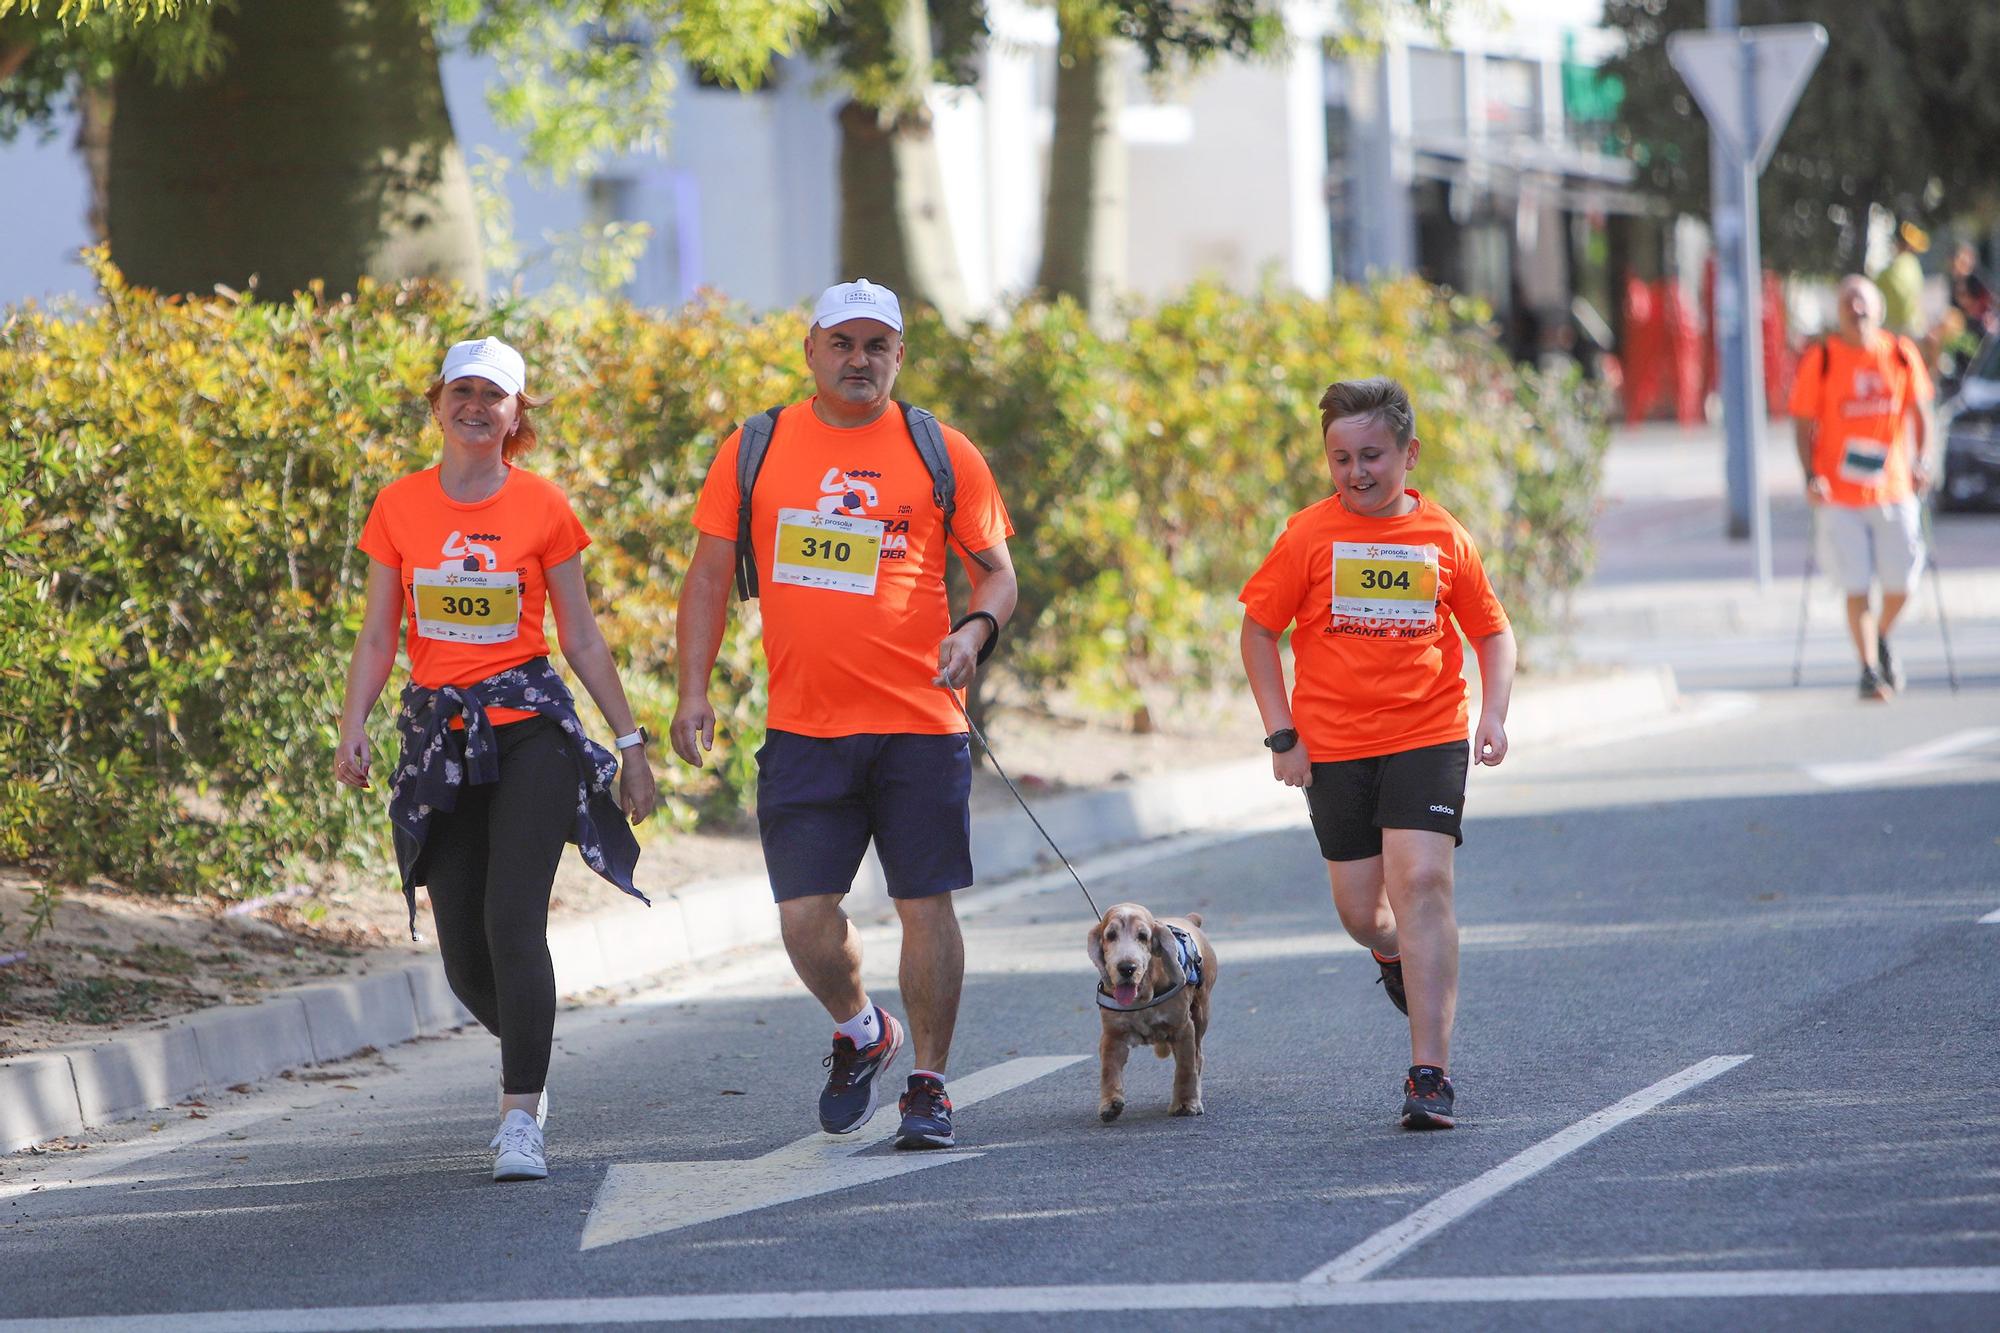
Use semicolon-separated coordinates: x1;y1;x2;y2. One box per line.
1738;29;1773;589
1707;0;1755;553
1670;17;1827;591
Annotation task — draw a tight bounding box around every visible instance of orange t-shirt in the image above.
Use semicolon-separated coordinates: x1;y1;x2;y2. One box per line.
693;400;1014;737
1786;332;1933;507
1238;491;1509;763
357;465;590;726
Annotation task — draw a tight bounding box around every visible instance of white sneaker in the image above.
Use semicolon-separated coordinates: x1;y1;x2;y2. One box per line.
490;1109;547;1182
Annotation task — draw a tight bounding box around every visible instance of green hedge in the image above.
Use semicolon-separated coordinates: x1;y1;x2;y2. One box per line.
0;254;1607;926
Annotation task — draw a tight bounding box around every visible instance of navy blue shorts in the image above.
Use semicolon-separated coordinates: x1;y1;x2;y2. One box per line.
1303;740;1469;862
755;730;974;903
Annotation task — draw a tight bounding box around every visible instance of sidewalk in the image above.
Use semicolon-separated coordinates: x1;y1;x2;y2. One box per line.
1576;421;2000;642
0;662;1680;1155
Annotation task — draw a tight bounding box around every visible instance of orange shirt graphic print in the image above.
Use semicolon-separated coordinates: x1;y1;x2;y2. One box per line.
412;528;523;645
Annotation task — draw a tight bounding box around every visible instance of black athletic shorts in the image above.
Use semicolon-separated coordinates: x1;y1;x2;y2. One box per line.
1303;740;1469;862
756;730;974;902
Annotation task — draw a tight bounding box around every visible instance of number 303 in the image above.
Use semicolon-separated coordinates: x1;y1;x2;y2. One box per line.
441;594;492;615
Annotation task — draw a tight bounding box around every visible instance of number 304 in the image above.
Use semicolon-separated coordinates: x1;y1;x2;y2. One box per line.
441;594;492;615
1359;568;1413;591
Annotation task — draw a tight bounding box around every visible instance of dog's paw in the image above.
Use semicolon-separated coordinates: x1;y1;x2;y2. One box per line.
1098;1098;1125;1123
1169;1099;1205;1117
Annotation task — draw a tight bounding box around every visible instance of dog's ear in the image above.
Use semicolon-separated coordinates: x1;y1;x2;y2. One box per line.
1086;919;1106;970
1154;923;1188;988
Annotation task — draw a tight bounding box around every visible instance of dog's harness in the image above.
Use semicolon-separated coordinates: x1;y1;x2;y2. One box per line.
1096;924;1204;1012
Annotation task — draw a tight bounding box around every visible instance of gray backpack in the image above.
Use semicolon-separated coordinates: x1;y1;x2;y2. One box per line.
732;401;994;600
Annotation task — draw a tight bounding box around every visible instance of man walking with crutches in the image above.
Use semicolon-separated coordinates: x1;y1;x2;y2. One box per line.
1787;275;1937;700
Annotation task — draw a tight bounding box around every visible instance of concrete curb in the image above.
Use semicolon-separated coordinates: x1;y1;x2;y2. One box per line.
2;665;1682;1155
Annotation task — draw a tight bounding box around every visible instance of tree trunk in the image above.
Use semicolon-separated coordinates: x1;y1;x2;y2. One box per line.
835;0;966;325
107;0;482;298
1035;16;1126;324
75;81;112;245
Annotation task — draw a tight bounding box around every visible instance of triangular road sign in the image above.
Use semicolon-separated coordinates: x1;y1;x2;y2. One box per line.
1668;23;1828;174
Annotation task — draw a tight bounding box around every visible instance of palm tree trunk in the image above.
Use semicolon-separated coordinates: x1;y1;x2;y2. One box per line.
107;0;482;297
835;0;967;324
75;81;112;245
1035;13;1125;323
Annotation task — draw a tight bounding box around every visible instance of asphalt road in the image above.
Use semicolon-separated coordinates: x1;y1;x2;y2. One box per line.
3;672;1998;1331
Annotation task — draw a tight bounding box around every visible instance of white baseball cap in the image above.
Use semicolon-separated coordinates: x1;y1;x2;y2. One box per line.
811;278;903;333
439;337;527;397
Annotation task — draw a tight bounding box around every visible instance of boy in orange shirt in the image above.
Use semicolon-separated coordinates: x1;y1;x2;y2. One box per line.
1239;377;1515;1130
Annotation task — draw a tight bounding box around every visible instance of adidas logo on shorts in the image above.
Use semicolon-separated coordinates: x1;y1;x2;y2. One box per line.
1429;804;1455;815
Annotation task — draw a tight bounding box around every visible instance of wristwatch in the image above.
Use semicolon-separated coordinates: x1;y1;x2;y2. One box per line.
614;726;650;751
1263;728;1299;754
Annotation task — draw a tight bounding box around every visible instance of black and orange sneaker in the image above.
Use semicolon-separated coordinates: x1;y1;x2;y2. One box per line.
1372;950;1408;1015
817;1007;904;1135
895;1073;955;1150
1401;1065;1456;1130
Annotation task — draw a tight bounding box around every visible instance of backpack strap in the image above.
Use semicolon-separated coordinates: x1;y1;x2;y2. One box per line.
899;402;995;573
732;406;785;600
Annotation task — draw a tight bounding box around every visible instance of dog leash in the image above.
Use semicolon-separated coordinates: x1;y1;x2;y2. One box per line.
948;691;1101;919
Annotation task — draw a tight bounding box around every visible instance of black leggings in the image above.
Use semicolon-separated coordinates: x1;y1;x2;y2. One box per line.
422;716;574;1095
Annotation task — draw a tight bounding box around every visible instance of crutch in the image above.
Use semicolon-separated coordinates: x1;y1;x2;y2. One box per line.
1791;505;1818;687
1919;501;1961;693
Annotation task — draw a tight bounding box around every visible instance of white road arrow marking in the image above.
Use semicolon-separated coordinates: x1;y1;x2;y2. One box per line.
1804;727;2000;788
580;1054;1086;1251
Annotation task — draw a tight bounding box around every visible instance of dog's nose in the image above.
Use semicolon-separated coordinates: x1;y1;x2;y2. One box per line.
1117;961;1137;978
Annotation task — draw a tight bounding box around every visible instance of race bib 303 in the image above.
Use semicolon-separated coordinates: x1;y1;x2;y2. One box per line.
413;566;522;644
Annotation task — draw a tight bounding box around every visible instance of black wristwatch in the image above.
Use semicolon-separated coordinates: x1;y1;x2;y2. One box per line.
1263;728;1299;754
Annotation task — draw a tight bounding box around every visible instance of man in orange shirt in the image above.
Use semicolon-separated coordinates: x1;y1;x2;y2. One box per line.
672;279;1018;1150
1788;274;1936;700
1239;377;1516;1131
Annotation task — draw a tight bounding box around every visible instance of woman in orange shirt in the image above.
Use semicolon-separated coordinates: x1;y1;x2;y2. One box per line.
1239;377;1516;1132
334;338;657;1183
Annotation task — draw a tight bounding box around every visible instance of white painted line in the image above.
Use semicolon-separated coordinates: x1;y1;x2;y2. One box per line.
1980;907;2000;925
13;1267;1998;1329
580;1055;1087;1250
1303;1055;1753;1285
1805;727;2000;788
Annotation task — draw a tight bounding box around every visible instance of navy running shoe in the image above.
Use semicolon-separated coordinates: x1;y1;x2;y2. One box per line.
1373;950;1408;1015
817;1007;904;1135
1401;1065;1456;1130
895;1073;955;1150
1878;635;1904;692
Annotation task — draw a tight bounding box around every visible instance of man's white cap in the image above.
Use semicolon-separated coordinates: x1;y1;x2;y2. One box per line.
811;278;903;333
439;337;527;397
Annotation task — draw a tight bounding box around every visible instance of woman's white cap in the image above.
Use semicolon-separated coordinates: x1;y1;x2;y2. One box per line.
440;337;526;397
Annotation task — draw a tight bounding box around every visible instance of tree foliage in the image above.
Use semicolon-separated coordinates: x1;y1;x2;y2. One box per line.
1605;0;2000;272
437;0;827;183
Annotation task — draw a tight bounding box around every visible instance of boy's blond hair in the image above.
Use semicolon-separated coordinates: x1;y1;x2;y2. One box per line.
1318;377;1414;445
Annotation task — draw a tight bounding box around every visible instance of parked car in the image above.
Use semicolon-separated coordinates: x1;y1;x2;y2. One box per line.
1939;335;2000;512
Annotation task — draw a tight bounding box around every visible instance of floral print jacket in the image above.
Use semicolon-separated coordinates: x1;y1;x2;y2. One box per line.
388;657;645;936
